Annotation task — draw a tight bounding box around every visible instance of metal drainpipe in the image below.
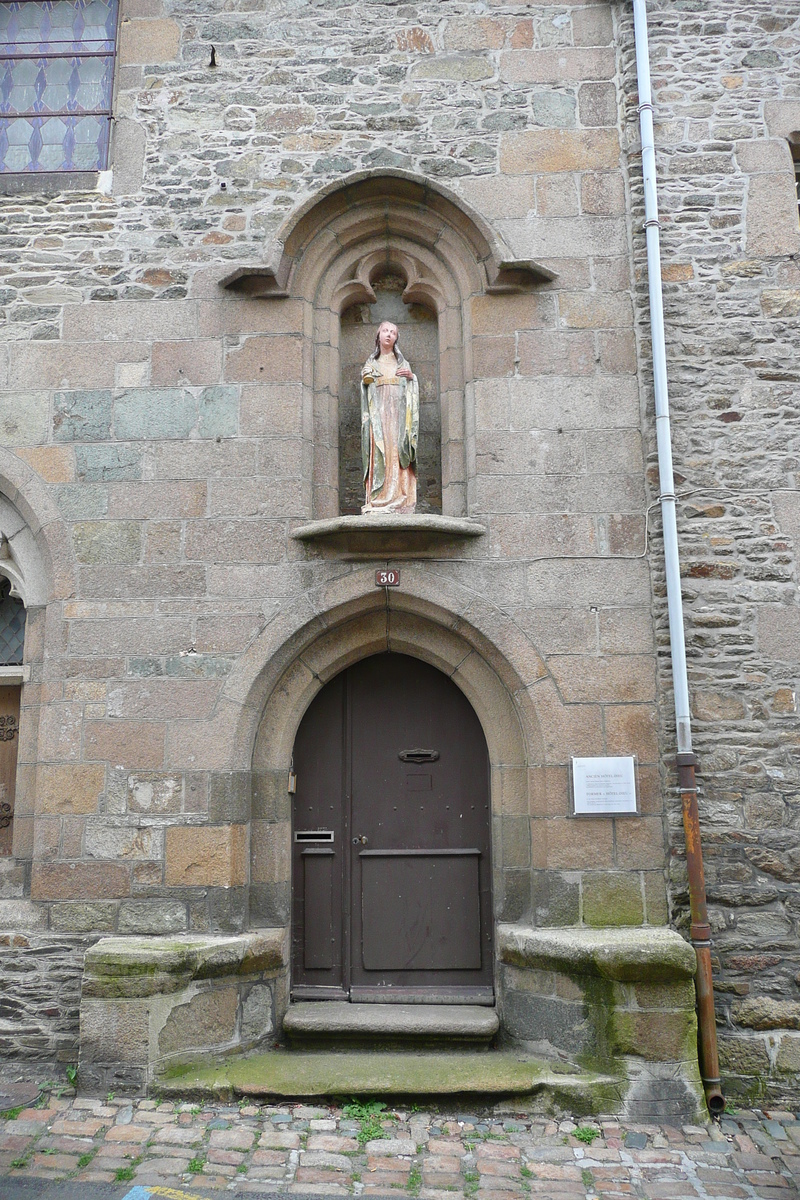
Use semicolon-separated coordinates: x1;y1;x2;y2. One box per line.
631;0;724;1116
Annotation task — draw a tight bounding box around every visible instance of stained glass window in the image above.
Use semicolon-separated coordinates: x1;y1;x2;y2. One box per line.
0;578;24;665
0;0;117;173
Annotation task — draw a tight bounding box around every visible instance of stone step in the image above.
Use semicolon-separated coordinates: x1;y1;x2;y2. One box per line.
283;1002;500;1049
158;1049;622;1114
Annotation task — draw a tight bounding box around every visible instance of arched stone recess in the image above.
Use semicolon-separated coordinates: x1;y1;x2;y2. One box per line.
0;447;74;607
0;495;49;609
309;238;472;518
222;172;554;521
0;450;73;867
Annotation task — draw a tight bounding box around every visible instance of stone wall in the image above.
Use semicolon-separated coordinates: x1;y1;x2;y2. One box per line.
2;0;799;1106
617;0;800;1104
0;0;666;942
0;930;89;1063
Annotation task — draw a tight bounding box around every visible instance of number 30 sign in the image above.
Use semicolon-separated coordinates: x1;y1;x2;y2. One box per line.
375;568;400;587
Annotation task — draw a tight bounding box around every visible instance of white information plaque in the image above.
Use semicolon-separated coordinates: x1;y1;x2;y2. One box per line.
571;755;638;816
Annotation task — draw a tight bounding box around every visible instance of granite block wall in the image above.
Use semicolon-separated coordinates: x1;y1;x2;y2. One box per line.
617;0;800;1103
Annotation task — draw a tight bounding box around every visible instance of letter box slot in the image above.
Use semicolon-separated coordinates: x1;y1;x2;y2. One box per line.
398;749;439;763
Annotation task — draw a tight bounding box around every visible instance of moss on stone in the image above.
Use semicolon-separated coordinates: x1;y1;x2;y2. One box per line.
498;926;697;984
155;1050;622;1116
611;1009;698;1063
83;932;287;998
582;874;643;928
575;973;623;1077
721;1072;768;1106
633;981;696;1010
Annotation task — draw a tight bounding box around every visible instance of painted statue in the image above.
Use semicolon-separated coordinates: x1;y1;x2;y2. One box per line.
360;320;419;514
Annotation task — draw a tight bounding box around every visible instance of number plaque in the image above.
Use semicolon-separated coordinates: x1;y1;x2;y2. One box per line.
375;568;400;587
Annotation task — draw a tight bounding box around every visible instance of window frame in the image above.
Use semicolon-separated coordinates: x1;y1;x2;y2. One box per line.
0;0;120;177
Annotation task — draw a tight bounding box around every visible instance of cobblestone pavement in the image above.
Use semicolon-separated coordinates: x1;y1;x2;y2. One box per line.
0;1091;799;1199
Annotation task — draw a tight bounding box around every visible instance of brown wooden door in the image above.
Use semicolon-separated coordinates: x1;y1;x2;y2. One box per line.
0;685;20;856
291;653;493;1001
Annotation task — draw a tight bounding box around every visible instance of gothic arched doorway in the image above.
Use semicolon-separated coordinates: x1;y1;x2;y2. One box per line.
291;652;493;1003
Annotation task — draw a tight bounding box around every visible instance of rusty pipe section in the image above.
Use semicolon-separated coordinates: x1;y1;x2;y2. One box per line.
678;752;724;1116
632;0;724;1116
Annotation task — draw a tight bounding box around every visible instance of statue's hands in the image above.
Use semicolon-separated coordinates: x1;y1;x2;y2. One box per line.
397;366;413;379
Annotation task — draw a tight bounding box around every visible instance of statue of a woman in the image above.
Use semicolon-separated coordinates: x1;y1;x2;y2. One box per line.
360;321;419;514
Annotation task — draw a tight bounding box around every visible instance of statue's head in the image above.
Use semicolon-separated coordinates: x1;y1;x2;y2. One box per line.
373;320;402;360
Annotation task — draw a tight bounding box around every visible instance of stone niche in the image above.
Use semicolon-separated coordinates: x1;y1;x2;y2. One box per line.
498;926;705;1122
223;171;554;525
79;930;288;1094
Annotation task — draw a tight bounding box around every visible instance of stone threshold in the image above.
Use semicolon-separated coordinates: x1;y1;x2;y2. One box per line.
156;1049;621;1114
283;1001;499;1048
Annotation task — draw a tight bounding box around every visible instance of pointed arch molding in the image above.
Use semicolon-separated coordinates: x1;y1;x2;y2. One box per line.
226;568;549;776
220;170;555;298
0;448;73;607
238;579;548;929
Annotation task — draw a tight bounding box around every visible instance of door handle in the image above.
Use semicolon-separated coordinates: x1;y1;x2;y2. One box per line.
352;835;369;845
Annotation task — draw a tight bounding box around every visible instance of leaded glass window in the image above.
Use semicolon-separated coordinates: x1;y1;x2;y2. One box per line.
0;578;25;664
0;0;117;173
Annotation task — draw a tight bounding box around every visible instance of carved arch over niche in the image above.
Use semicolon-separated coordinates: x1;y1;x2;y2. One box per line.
221;170;554;300
223;172;554;522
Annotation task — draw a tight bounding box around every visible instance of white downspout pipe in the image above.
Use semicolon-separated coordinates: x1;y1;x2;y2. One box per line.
632;0;692;756
631;0;724;1115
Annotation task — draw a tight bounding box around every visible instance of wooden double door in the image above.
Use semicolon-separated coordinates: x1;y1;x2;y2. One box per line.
291;653;493;1002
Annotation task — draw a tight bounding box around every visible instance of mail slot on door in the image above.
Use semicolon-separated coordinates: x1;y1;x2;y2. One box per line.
294;830;335;843
398;748;439;763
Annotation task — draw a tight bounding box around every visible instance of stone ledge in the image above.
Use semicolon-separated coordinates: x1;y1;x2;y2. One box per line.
291;514;486;557
83;930;288;999
498;926;703;1120
0;171;99;196
498;925;697;983
80;930;290;1094
0;665;29;682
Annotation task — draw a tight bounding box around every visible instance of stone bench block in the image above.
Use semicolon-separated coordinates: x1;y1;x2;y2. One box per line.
497;924;703;1121
79;930;288;1095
